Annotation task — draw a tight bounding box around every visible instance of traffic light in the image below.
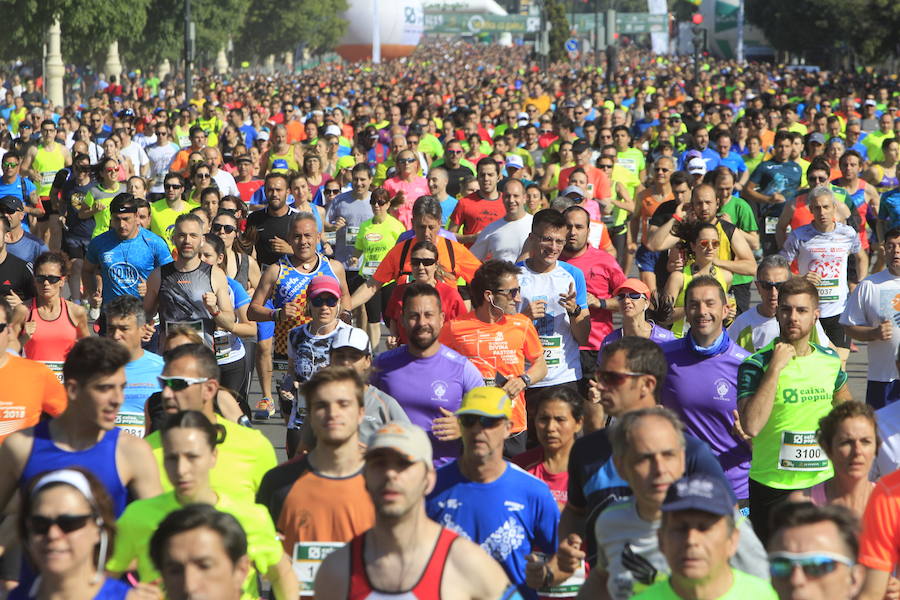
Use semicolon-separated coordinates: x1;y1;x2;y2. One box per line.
691;13;704;53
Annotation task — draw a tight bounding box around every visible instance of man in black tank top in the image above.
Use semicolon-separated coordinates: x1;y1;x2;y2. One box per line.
143;213;236;348
245;173;297;267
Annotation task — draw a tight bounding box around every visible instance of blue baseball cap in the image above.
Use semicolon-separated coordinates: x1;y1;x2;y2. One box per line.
662;474;734;517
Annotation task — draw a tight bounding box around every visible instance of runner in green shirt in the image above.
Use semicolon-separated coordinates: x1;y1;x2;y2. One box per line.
737;277;852;545
108;410;296;600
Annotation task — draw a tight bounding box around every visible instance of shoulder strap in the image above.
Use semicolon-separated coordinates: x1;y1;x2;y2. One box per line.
444;237;456;274
397;237;414;278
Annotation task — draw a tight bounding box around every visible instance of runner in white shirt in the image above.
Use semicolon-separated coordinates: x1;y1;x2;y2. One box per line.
516;209;589;441
841;228;900;408
470;179;533;263
203;147;239;197
146;124;180;197
781;186;867;364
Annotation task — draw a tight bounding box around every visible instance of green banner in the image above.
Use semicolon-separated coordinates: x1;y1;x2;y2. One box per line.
424;12;666;35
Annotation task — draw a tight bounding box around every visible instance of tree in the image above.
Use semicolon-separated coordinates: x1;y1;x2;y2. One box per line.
0;0;149;65
235;0;348;61
121;0;251;67
546;0;569;63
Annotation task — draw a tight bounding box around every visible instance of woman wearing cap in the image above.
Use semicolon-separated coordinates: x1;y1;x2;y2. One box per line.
107;411;296;600
14;467;150;599
601;278;676;347
383;240;466;348
663;221;733;338
282;276;356;457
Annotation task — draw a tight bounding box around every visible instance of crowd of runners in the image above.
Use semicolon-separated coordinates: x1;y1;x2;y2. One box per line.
2;38;900;599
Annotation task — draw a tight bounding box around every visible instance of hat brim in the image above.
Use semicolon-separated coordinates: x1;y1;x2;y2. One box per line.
455;408;511;419
661;498;732;516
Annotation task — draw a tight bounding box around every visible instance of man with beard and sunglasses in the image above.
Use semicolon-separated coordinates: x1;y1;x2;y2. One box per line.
371;282;483;468
426;386;559;600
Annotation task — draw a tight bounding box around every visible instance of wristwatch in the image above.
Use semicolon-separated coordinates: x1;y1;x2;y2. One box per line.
519;373;532;387
567;305;582;318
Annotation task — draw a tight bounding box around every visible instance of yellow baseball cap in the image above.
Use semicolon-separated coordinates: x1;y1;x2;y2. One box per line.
456;386;512;419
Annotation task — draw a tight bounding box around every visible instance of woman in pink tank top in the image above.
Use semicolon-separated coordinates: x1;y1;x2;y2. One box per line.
21;252;91;363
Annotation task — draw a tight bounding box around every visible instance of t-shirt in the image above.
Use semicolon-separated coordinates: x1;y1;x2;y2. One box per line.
383;281;467;343
781;223;860;317
615;147;646;177
557;165;612;201
738;341;847;490
512;446;568;509
563;247;626;350
6;233;48;266
439;312;544;434
0;252;36;301
632;569;777;600
0;355;67;444
873;401;900;478
517;261;588;387
108;491;283;600
450;193;507;241
859;469;900;573
354;215;406;278
470;214;533;263
120;351;163;439
567;430;734;566
748;159;803;218
373;236;481;286
371;345;483;467
147;417;277;504
146;142;180;192
595;499;769;600
256;456;375;555
83;182;126;238
637;189;674;244
246;207;297;267
717;151;749;177
0;176;36;208
839;269;900;382
727;307;831;352
660;335;752;499
382;176;430;228
880;189;900;232
86;228;174;305
150;199;200;251
426;461;559;600
326;193;374;270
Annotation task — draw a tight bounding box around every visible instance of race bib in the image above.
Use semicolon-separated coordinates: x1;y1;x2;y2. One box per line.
534;553;587;598
345;225;359;245
293;541;344;596
765;216;778;234
115;412;146;438
41;361;65;384
360;260;380;277
539;335;563;366
41;171;56;186
816;278;840;302
778;431;829;471
323;230;337;245
213;329;231;361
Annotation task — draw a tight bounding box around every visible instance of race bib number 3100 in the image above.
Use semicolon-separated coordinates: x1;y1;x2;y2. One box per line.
778;431;828;471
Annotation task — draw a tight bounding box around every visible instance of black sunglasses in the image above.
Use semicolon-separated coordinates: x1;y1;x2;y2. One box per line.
371;199;390;206
410;257;437;267
617;292;645;301
310;295;339;307
28;514;94;535
164;184;183;190
35;274;63;284
758;280;785;291
398;157;417;164
458;414;504;429
324;188;340;195
212;223;237;234
596;369;647;387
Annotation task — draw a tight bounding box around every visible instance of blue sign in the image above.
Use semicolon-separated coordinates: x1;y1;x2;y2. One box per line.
565;38;579;52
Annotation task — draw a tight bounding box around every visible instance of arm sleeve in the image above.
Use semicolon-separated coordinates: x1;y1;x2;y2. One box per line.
839;281;870;326
859;479;900;571
522;321;544;362
834;368;848;393
737;357;765;400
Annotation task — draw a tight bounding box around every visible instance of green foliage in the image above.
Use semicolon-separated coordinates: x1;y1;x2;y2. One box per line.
0;0;149;64
235;0;349;60
546;0;569;63
745;0;900;63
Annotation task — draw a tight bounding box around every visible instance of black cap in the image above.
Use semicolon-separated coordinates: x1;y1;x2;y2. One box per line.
0;195;24;213
662;474;734;517
236;156;253;164
572;139;591;155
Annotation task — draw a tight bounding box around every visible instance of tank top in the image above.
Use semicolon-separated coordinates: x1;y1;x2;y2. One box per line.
233;252;250;289
267;149;300;173
23;299;78;362
20;422;128;516
33;144;66;197
348;528;458;600
844;181;869;249
158;261;215;346
870;164;900;195
272;254;338;355
672;262;732;338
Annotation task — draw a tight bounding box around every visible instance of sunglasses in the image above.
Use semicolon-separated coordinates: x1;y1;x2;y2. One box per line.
398;158;417;164
212;223;237;234
324;188;340;195
35;274;63;284
28;514;94;535
164;184;183;190
157;375;210;391
617;292;645;301
758;280;785;291
371;199;390;207
656;167;672;173
493;287;521;298
2;162;18;168
598;164;613;170
809;175;829;183
410;257;437;267
446;150;463;155
310;294;339;307
768;552;853;579
458;414;505;429
698;239;721;250
596;369;647;387
195;173;211;179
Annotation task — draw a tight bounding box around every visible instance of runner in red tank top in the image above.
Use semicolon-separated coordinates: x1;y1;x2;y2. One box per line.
314;422;519;600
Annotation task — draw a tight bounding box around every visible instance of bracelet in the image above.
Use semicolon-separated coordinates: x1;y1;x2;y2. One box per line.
210;309;221;317
672;214;683;222
598;298;607;310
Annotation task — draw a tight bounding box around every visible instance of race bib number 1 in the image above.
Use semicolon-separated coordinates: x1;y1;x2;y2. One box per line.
293;542;344;596
778;430;828;471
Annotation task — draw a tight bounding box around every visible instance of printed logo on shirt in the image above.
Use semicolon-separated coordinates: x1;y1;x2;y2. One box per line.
109;262;141;287
713;378;732;402
431;380;449;402
504;501;525;512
